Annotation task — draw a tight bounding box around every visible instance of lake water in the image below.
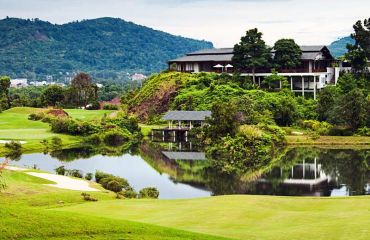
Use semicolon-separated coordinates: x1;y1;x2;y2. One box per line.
3;140;369;199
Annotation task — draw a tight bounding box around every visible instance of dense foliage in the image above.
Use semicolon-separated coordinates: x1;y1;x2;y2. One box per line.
0;17;213;79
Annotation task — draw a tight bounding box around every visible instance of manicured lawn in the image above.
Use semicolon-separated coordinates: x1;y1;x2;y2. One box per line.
60;195;370;240
286;135;370;146
0;107;114;153
0;170;226;240
65;109;114;121
139;123;167;136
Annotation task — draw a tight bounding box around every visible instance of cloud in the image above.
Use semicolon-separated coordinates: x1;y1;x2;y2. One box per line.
0;0;367;47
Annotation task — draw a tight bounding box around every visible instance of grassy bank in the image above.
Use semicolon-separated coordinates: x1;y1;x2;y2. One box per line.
0;107;114;155
2;170;369;240
0;170;226;240
286;135;370;146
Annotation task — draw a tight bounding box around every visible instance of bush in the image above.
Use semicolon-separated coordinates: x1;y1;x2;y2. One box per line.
66;169;83;178
55;166;66;175
84;133;102;145
103;129;131;146
328;126;354;136
301;120;333;135
81;193;97;201
103;104;119;110
28;112;43;121
95;170;112;183
120;189;138;199
355;127;370;136
50;118;101;136
86;101;100;110
85;173;93;181
139;187;159;199
4;141;22;152
51;137;62;149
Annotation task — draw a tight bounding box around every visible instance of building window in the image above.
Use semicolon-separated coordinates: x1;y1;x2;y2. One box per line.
185;63;194;72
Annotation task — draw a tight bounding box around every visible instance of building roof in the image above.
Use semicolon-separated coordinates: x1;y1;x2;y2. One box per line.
163;111;212;121
169;45;333;63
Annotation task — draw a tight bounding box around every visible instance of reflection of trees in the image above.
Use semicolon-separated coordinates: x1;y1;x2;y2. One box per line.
49;143;135;162
319;149;370;195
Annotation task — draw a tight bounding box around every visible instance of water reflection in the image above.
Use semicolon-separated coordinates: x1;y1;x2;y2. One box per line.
3;137;369;199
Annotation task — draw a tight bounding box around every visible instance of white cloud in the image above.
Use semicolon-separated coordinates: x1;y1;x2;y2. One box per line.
0;0;368;47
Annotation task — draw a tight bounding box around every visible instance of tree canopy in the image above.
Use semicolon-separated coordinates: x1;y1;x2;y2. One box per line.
273;39;302;69
232;28;271;83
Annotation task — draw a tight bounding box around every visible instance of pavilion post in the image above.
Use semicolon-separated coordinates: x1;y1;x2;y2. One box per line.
290;76;293;91
301;76;305;98
190;121;192;130
313;76;317;100
279;80;282;89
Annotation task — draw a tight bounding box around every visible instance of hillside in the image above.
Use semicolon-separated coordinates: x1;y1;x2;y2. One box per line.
0;17;213;79
328;36;355;57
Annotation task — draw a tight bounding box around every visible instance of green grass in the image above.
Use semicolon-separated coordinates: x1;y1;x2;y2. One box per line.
0;107;114;154
2;169;370;240
0;170;226;240
286;135;370;146
139;123;167;136
60;195;370;240
64;109;114;121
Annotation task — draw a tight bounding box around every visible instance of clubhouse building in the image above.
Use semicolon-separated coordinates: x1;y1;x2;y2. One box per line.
169;46;343;99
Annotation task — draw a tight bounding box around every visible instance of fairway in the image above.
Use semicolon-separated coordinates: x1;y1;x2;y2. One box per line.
64;109;114;121
0;171;227;240
60;195;370;240
0;107;114;152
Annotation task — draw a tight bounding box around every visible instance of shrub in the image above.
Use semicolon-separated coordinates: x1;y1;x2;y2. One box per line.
66;169;83;178
81;193;97;201
86;101;100;110
103;129;131;146
85;173;93;181
328;126;353;136
95;170;113;183
28;112;43;121
100;176;130;192
51;137;62;149
301;120;333;135
120;189;138;199
84;134;102;145
4;141;22;152
55;166;66;175
103;104;119;110
139;187;159;199
356;127;370;136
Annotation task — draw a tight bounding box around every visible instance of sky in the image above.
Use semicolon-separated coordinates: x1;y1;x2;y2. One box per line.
0;0;368;47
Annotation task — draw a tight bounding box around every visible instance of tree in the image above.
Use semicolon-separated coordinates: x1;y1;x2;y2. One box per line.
273;39;302;69
0;76;11;111
232;28;271;84
317;86;338;121
69;73;98;108
345;18;370;72
205;101;239;139
41;85;65;106
340;88;366;130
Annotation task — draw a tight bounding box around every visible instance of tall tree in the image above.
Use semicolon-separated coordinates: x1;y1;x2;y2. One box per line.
317;86;338;121
69;73;98;108
232;28;271;83
345;18;370;72
273;39;302;69
41;85;65;107
340;88;366;130
0;76;11;111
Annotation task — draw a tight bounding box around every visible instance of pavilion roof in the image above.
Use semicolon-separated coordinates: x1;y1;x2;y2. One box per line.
162;111;212;121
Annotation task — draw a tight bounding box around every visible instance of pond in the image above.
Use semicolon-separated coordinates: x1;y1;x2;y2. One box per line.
3;139;370;199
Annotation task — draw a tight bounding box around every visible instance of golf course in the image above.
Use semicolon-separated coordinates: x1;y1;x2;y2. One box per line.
1;169;369;240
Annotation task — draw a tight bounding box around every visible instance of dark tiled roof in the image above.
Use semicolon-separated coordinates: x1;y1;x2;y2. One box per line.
169;45;333;62
163;111;212;121
169;54;233;62
162;151;206;160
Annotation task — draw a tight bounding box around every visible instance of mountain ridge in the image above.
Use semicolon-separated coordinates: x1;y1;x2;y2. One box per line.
0;17;213;80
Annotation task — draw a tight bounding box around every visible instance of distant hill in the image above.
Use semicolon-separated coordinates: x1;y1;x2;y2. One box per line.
328;36;355;58
0;17;213;80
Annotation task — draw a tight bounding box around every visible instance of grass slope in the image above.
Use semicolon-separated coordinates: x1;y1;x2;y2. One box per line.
60;196;370;240
0;107;113;153
0;171;226;240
